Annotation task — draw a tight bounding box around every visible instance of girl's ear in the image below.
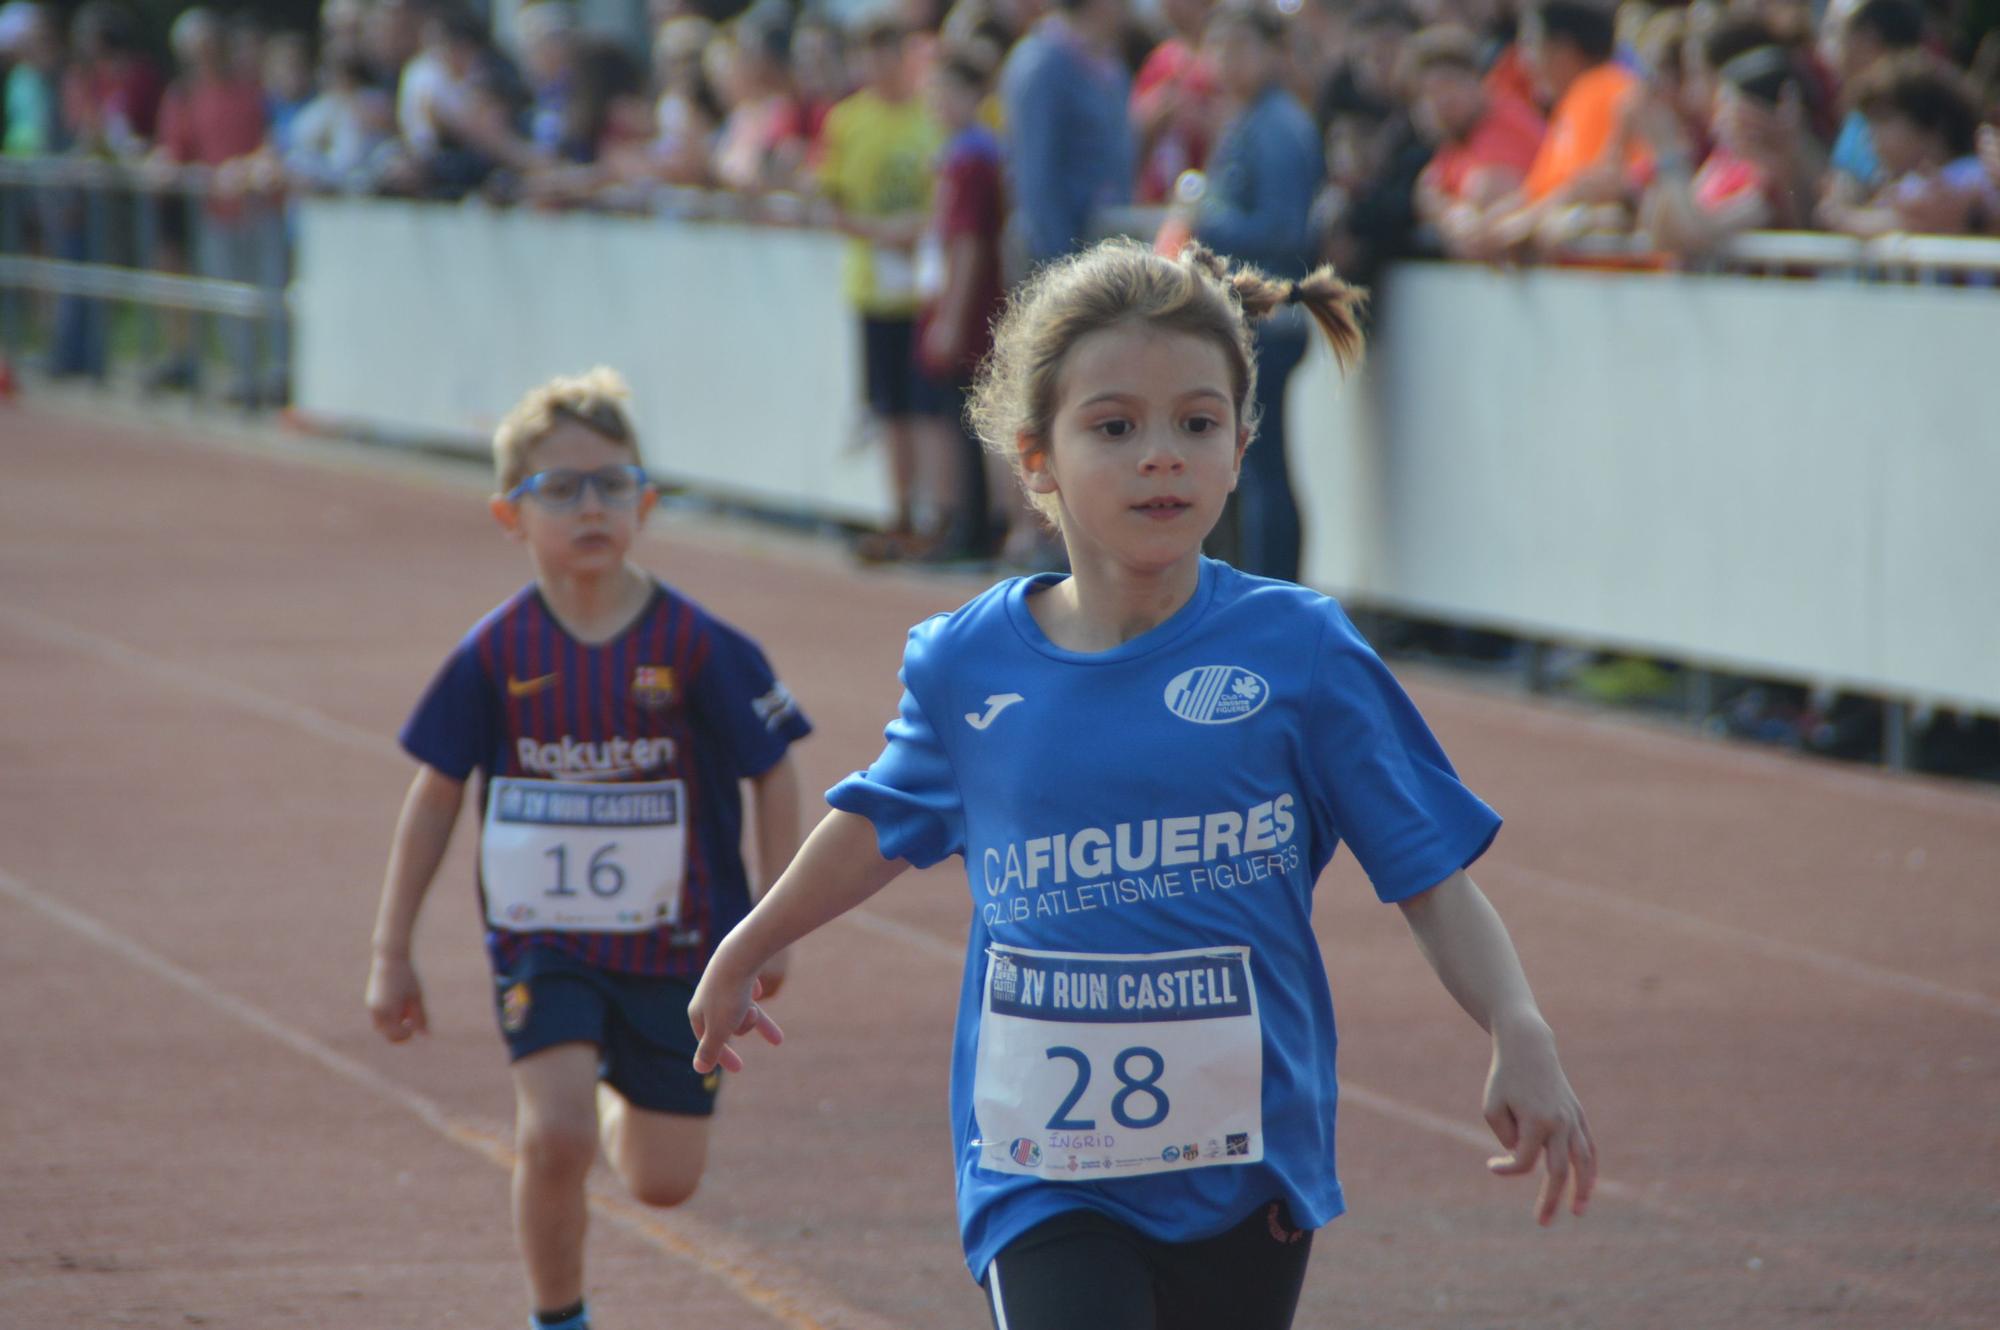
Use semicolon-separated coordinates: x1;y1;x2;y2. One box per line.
1018;432;1058;494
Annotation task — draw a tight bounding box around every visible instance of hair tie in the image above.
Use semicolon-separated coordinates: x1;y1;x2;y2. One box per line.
1285;285;1307;306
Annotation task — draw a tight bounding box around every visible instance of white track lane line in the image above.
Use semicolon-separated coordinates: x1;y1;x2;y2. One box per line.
6;601;1989;1024
0;865;907;1330
3;603;1984;1322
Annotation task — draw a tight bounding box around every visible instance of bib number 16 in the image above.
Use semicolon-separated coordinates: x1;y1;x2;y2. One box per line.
543;843;626;899
1045;1044;1170;1130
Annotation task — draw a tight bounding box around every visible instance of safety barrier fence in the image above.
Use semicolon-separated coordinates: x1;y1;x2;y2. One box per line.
5;175;1996;736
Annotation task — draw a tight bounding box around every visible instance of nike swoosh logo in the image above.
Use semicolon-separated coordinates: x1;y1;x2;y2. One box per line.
965;693;1025;730
507;672;561;698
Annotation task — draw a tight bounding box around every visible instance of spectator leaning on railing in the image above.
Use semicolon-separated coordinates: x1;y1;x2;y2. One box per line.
1819;54;1991;237
1461;0;1648;259
1822;0;1925;209
1636;43;1821;258
1406;23;1545;259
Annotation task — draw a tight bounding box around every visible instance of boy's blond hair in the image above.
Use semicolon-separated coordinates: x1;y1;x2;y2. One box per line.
493;367;641;491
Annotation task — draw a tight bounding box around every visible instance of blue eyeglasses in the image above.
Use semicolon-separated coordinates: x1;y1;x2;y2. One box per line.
505;464;650;509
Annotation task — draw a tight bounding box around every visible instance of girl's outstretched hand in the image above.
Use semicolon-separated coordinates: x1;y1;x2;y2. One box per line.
690;964;784;1075
1483;1020;1596;1226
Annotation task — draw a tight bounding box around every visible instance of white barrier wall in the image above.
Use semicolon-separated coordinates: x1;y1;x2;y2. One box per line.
295;199;892;524
296;202;2000;713
1288;265;2000;712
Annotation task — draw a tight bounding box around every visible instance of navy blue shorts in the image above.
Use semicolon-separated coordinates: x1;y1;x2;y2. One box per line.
493;947;719;1116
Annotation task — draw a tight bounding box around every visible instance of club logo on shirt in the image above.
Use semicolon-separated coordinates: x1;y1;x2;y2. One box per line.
631;665;677;711
1163;667;1269;724
500;982;532;1034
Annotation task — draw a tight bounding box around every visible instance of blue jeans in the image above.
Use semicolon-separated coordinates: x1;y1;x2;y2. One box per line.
1235;325;1308;582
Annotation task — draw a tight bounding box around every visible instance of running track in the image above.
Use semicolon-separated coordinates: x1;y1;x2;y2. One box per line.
2;403;1995;1329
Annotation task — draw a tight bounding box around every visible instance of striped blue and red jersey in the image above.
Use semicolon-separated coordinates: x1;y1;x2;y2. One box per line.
400;580;811;979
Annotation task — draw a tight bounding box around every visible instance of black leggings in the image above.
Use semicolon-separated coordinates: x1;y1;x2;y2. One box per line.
981;1200;1314;1330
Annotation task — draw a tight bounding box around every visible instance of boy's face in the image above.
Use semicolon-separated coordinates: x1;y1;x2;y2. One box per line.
491;421;656;579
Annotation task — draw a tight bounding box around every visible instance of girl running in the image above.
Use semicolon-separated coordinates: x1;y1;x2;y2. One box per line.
687;238;1594;1330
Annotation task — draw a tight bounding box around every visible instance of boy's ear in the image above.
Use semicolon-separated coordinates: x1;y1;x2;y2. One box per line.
1017;432;1058;495
637;486;659;524
1229;425;1251;491
489;494;525;538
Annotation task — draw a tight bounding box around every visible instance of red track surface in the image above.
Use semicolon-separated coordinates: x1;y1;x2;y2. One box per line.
2;403;1995;1329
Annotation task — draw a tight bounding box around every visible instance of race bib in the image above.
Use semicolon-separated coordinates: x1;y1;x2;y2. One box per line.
481;777;686;934
972;945;1264;1182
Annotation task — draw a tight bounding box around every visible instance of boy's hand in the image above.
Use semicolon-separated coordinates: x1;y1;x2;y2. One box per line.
756;946;792;1000
689;956;784;1075
366;953;429;1043
1483;1017;1596;1225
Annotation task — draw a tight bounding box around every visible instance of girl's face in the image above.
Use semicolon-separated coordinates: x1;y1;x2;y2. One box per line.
1025;324;1247;578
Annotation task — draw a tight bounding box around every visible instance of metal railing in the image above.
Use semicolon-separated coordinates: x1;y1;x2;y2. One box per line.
0;156;291;405
5;154;1995;411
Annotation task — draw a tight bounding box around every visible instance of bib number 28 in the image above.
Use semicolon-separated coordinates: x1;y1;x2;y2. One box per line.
1045;1044;1170;1130
543;843;626;899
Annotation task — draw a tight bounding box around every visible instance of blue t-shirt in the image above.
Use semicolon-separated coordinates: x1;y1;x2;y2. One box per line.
402;581;811;979
827;559;1499;1277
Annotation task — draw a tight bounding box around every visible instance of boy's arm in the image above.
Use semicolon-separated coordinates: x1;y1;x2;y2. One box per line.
1397;870;1596;1225
689;809;907;1074
364;764;466;1042
745;752;804;998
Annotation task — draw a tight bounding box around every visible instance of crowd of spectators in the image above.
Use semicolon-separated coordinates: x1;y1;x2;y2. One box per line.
3;0;1994;260
1;0;1996;536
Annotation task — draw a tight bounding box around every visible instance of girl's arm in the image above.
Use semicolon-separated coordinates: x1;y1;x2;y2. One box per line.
364;764;466;1042
1398;870;1597;1225
689;809;907;1073
744;752;804;997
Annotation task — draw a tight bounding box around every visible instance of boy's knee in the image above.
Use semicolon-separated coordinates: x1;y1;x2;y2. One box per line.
626;1166;701;1209
517;1118;599;1179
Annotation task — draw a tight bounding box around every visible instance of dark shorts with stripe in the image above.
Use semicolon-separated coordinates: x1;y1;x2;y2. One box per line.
981;1200;1314;1330
493;945;718;1116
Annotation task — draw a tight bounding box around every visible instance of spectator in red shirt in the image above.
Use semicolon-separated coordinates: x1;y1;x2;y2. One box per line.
1131;0;1219;204
1637;44;1818;257
1406;24;1546;255
62;2;164;158
789;12;850;175
148;6;276;404
915;48;1028;562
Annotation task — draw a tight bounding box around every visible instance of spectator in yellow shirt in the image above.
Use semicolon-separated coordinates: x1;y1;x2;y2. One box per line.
818;16;944;554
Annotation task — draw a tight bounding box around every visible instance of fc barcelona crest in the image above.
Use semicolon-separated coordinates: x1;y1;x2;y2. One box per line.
632;665;677;710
